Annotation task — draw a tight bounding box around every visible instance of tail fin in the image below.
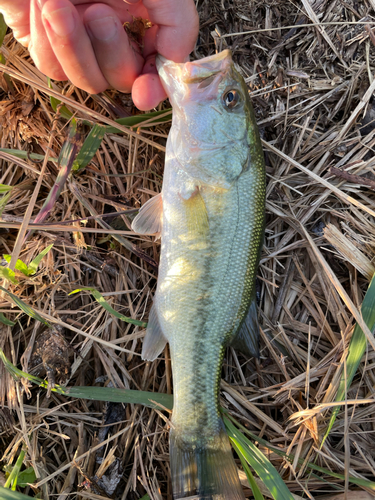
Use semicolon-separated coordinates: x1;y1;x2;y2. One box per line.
170;423;245;500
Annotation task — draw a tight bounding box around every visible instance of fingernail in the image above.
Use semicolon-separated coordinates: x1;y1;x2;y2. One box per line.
44;7;75;37
87;16;117;41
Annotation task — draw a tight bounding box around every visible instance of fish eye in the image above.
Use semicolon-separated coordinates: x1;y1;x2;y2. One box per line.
223;89;241;109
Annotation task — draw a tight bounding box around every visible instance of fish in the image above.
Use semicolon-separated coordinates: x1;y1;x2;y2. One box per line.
131;49;266;500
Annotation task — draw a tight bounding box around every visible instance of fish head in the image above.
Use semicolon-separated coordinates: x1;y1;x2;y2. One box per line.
157;50;257;188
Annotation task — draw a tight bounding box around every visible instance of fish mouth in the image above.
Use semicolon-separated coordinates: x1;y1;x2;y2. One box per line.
156;50;233;85
181;50;232;83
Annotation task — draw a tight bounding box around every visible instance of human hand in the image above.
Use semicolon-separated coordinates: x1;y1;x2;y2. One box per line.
0;0;199;109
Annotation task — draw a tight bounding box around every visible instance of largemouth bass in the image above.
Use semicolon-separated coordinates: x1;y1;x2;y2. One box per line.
132;49;265;500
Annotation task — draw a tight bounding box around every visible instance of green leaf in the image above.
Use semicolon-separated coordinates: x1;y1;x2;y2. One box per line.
0;313;15;326
47;77;73;120
72;124;106;172
0;13;7;46
0;267;18;284
225;417;293;500
69;287;147;327
0;286;50;325
323;272;375;444
15;467;37;488
27;244;54;276
3;254;29;276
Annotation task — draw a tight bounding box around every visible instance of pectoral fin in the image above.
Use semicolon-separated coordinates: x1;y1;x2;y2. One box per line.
141;304;167;361
183;188;209;237
131;193;163;235
230;296;260;358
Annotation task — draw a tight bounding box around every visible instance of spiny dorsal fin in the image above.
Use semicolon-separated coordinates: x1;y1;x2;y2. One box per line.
230;296;260;358
141;304;167;361
131;193;163;235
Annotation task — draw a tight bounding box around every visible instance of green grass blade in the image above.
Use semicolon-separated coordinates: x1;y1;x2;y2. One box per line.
31;123;81;229
4;449;26;489
225;417;293;500
0;267;18;284
0;313;15;326
0;148;57;163
72;124;106;172
27;244;54;276
323;272;375;444
0;348;54;386
0;486;36;500
0;190;12;216
69;287;147;327
102;109;172;133
3;254;29;276
225;413;375;491
231;441;265;500
0;286;50;325
46;75;170;131
47;77;74;120
0;183;13;193
61;385;173;409
0;347;172;409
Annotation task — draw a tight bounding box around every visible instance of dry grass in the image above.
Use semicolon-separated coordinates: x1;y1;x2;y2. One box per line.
1;0;375;498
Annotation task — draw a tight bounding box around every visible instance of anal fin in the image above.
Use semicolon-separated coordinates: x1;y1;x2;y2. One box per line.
142;304;167;361
230;296;260;358
131;193;162;235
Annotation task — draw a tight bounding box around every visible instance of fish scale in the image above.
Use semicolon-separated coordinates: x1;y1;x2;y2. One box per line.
132;49;265;499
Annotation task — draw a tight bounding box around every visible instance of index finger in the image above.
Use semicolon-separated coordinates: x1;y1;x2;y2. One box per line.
142;0;199;62
0;0;31;45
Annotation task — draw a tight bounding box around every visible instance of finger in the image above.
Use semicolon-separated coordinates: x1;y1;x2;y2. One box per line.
41;0;109;94
83;3;143;93
0;0;31;46
29;0;67;80
142;0;199;62
132;55;166;111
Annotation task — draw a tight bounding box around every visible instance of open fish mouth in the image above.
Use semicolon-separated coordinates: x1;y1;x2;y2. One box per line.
156;50;233;85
